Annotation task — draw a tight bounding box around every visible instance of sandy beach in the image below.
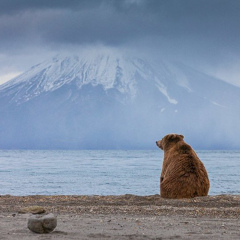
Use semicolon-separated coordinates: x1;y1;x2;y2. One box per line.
0;194;239;239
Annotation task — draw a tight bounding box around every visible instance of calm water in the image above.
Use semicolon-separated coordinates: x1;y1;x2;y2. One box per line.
0;150;239;196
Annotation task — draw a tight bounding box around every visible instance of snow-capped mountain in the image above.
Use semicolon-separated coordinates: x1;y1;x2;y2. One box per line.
0;51;180;105
1;50;240;149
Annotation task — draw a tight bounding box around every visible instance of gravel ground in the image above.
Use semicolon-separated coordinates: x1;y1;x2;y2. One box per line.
0;194;239;239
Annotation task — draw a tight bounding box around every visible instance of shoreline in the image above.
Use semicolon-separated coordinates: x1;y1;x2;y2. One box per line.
0;194;239;239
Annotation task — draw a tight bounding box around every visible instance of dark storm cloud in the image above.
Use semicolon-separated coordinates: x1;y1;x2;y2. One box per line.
0;0;101;14
0;0;239;51
1;0;240;86
0;0;156;48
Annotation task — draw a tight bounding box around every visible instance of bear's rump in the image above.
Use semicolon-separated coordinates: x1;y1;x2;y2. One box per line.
161;173;200;198
161;170;209;198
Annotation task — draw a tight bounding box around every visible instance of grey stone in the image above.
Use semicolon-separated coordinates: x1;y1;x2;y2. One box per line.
27;213;57;234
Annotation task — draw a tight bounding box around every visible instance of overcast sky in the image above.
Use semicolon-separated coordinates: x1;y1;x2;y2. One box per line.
0;0;240;86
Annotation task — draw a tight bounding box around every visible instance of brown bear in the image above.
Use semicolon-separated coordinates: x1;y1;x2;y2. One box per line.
156;134;210;199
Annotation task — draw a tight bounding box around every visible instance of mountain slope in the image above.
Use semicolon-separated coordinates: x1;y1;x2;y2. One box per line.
0;51;240;149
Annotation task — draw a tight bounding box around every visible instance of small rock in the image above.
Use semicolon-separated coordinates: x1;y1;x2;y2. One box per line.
18;206;46;214
27;213;57;234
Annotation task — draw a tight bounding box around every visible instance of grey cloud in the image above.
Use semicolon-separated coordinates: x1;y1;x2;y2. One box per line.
0;0;240;84
0;0;240;50
0;0;157;47
0;0;103;15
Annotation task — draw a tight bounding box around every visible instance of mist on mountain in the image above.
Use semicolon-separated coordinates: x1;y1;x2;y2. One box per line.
0;50;240;150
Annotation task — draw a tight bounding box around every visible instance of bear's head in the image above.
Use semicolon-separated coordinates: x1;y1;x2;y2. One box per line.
156;134;184;150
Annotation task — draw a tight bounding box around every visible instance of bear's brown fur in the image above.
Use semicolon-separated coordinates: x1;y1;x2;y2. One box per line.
156;134;210;199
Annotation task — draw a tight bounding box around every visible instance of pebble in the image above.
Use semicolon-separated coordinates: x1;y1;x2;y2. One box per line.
27;213;57;234
18;206;46;214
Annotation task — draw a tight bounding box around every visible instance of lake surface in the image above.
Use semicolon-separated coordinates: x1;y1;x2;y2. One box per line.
0;150;239;196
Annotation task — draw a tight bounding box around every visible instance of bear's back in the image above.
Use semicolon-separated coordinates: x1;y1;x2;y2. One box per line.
168;141;206;175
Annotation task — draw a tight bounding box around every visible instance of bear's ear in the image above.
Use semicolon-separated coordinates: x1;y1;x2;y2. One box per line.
167;134;184;142
179;134;184;139
168;134;177;141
